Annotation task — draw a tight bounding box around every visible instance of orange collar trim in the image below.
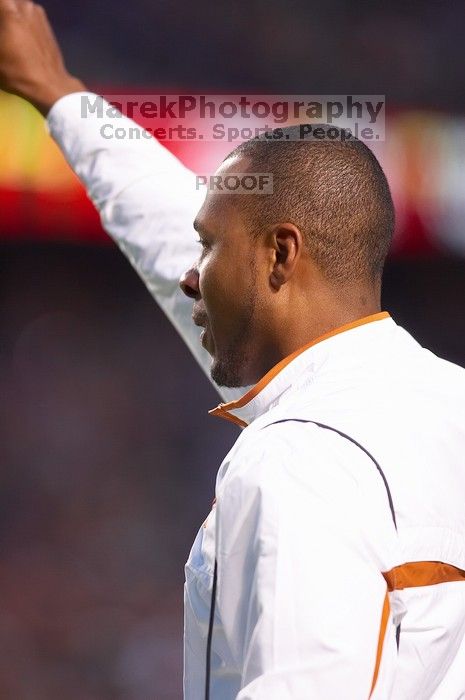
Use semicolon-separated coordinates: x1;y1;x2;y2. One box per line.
209;311;391;428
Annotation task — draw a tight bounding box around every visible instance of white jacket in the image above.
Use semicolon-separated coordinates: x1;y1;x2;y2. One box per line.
47;93;465;699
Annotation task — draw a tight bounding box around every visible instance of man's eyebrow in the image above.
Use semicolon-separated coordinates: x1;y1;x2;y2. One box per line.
193;219;211;237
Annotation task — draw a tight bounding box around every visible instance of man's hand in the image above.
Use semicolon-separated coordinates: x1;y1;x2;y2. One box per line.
0;0;85;116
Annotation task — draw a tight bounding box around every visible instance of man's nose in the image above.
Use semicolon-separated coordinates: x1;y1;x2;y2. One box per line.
179;264;200;299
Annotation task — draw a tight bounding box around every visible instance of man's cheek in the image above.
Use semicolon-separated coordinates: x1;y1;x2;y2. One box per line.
204;284;240;342
200;252;246;326
199;255;231;305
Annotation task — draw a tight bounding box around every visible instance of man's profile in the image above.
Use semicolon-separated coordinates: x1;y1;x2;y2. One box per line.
182;126;394;389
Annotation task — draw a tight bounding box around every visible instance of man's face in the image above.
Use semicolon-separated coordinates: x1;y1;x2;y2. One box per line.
180;157;268;388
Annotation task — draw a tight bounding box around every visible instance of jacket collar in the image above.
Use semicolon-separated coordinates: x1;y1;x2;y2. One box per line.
209;312;392;428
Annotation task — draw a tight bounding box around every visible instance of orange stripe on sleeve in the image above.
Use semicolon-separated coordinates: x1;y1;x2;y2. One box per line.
369;591;391;698
369;561;465;697
383;561;465;591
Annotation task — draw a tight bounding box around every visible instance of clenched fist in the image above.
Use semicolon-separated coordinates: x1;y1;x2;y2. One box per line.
0;0;85;115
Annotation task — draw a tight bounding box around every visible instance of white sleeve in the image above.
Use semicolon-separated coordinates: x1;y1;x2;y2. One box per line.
46;91;242;403
215;422;401;699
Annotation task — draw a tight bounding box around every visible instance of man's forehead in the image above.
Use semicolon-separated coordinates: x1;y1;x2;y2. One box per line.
194;189;241;236
193;153;253;234
194;201;233;238
219;152;251;172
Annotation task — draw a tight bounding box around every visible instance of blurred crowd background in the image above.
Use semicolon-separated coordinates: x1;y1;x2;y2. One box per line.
1;1;465;698
41;0;465;108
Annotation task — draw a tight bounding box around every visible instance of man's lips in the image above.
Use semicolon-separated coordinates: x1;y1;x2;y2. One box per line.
192;310;208;329
192;311;210;349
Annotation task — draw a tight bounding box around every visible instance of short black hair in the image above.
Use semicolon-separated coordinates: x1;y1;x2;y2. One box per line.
225;124;395;284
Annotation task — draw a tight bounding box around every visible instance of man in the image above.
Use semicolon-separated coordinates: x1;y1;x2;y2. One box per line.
1;2;465;698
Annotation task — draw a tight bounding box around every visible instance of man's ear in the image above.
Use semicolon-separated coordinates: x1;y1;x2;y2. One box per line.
268;223;304;291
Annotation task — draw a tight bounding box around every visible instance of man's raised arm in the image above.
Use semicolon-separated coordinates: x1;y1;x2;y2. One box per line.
0;0;240;401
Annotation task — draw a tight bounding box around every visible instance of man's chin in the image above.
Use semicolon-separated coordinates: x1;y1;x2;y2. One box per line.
210;358;248;389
